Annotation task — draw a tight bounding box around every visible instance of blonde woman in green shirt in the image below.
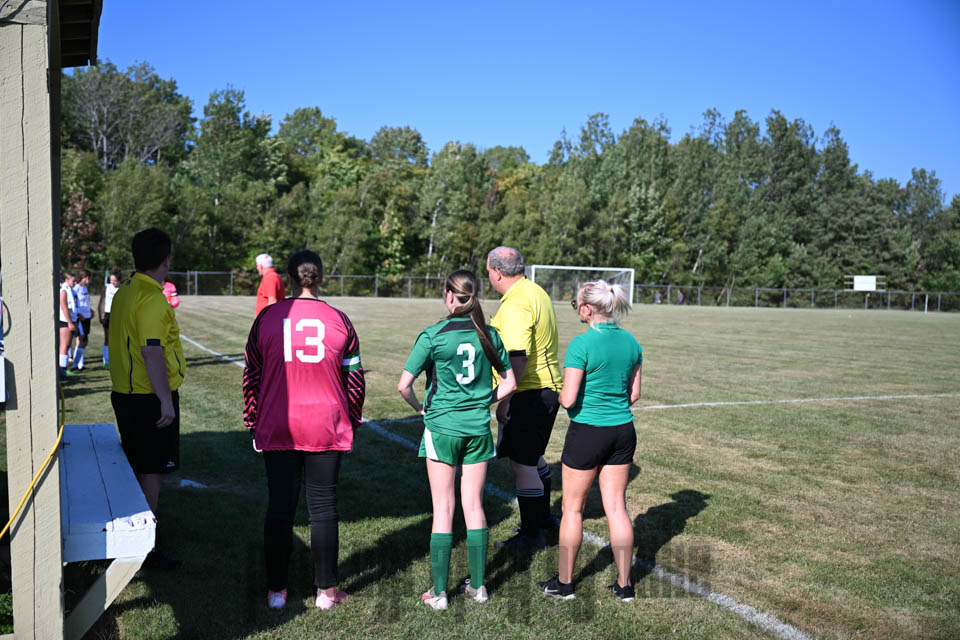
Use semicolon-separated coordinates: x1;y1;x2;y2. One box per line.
539;280;642;602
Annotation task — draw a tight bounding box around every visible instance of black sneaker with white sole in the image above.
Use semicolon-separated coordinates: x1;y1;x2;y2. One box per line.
610;581;635;601
538;575;575;600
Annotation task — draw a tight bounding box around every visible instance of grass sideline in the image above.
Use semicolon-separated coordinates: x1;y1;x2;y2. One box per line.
2;296;959;639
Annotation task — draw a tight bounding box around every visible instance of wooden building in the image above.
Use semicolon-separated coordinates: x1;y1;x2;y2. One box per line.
1;1;103;638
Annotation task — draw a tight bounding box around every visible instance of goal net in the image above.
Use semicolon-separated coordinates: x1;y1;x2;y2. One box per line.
527;265;635;307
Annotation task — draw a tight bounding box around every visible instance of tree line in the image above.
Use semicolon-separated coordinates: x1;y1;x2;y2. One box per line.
59;61;960;292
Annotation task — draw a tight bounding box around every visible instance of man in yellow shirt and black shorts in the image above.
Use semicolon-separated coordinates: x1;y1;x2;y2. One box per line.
486;246;562;550
109;227;185;569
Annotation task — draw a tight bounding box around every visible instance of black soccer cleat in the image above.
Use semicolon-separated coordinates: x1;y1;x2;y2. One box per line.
538;575;575;600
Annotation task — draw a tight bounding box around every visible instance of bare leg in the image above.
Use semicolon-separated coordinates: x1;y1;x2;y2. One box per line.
558;464;597;583
598;464;633;587
426;458;457;533
459;461;488;530
138;473;163;514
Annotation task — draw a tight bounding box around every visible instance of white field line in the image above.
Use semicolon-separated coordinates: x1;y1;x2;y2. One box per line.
181;334;246;369
636;392;960;411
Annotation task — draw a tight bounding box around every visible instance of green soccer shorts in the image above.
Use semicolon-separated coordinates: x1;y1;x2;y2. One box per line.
419;426;495;466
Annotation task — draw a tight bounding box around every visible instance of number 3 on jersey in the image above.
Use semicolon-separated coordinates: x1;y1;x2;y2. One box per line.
456;343;476;384
283;318;325;363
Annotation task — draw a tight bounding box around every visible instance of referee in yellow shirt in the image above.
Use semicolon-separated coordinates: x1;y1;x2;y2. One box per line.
109;227;185;569
486;246;562;550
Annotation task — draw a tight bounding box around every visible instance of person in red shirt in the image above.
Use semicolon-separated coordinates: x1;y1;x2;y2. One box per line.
243;250;365;612
255;253;286;317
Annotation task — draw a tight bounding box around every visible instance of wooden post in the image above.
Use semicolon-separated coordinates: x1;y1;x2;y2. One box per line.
0;2;67;636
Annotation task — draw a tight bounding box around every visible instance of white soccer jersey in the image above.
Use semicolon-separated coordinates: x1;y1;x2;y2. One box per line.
59;283;78;322
104;283;119;313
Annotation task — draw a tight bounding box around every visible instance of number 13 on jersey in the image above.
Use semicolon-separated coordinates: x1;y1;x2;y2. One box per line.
284;318;325;363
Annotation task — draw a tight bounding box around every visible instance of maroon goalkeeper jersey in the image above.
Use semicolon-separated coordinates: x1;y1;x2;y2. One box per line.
243;297;365;452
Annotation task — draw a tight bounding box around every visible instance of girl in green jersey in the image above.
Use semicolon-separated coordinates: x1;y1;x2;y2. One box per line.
398;270;517;610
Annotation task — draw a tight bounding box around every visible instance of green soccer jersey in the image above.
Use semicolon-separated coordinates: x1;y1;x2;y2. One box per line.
404;318;512;437
564;322;642;426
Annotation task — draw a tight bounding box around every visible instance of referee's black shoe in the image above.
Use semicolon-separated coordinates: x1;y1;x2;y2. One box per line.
495;531;546;551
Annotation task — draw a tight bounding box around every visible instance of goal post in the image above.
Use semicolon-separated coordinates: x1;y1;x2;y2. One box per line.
527;265;635;307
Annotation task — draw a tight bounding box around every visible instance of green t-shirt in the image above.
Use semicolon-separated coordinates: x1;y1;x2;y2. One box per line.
404;318;512;437
563;322;642;426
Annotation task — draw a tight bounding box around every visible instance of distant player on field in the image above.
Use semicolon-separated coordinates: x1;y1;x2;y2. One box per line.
538;281;642;602
98;268;122;369
70;269;93;371
57;271;78;380
243;250;365;611
486;246;562;550
254;253;286;317
398;269;517;610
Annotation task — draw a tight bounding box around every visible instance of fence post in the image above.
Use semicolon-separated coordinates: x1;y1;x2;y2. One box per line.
408;277;412;298
194;270;199;295
864;294;868;310
667;284;672;303
887;291;891;310
924;294;928;313
938;293;942;312
697;286;701;306
230;271;234;296
811;288;815;307
755;288;758;308
374;275;379;297
911;292;915;310
782;288;786;308
834;290;837;309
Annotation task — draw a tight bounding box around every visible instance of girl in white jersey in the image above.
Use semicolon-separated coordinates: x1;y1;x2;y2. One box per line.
98;268;122;370
70;269;93;371
58;272;78;380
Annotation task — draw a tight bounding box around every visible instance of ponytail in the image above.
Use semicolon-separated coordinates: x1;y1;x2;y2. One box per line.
577;280;631;323
445;269;506;374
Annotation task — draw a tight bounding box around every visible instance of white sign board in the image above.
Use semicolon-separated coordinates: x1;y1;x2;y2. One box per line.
853;275;877;292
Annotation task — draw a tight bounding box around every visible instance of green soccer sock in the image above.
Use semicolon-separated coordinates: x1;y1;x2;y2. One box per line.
466;528;488;588
430;532;454;595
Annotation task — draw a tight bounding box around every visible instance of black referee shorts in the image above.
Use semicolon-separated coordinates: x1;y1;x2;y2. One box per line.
496;388;560;466
561;420;636;470
111;390;180;474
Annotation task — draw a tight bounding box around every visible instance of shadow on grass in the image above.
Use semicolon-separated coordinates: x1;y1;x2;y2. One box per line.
572;488;711;591
73;423;522;639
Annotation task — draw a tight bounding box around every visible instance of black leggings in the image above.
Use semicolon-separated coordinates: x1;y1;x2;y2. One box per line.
263;450;343;590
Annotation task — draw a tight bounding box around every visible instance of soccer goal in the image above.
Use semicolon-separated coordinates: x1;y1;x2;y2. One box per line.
527;265;635;307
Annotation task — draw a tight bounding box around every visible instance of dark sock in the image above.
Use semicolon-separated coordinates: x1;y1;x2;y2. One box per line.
466;528;488;588
430;532;453;595
516;491;543;536
538;465;552;524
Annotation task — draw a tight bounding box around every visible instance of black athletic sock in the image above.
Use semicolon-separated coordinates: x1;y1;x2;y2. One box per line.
538;465;552;525
516;490;543;536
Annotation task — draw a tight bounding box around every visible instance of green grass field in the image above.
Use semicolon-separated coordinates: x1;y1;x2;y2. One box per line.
4;296;960;639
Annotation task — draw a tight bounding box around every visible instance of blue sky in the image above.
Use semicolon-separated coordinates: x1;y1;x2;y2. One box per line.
97;0;959;202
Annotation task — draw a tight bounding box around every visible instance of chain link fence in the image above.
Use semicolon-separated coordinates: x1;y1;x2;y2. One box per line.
79;270;960;312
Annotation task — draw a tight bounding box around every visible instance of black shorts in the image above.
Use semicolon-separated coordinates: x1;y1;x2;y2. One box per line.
111;390;181;474
496;388;560;466
561;420;636;470
102;312;110;329
78;317;91;337
58;320;71;331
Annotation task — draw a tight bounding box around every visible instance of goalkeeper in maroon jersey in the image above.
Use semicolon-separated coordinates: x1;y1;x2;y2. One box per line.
242;250;365;611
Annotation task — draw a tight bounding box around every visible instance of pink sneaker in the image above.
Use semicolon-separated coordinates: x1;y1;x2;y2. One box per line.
267;589;287;609
316;588;348;610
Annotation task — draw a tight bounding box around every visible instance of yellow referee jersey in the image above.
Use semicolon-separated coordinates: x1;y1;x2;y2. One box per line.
109;272;185;394
490;277;561;393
